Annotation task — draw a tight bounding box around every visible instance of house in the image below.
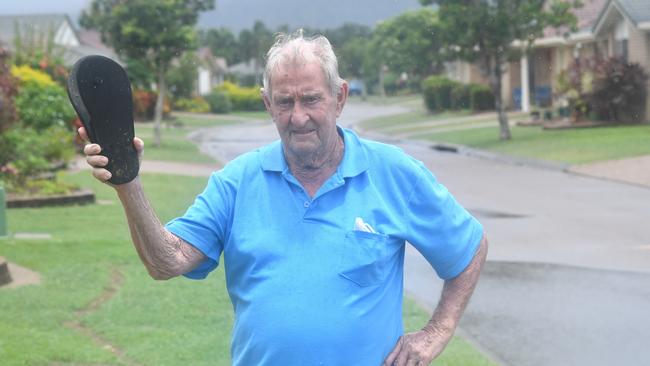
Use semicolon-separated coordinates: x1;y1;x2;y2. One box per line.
0;14;121;66
196;47;228;95
506;0;650;120
0;14;227;99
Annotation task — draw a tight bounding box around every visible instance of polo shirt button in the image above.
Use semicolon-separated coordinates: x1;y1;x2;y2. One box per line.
304;201;310;208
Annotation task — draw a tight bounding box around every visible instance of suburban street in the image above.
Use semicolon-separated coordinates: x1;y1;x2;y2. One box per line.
189;101;650;366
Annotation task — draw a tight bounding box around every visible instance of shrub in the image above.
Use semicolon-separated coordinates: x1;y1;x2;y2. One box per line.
450;83;471;110
132;89;171;120
205;90;232;114
556;58;595;121
590;58;648;123
14;81;75;130
173;96;210;113
0;125;72;188
216;81;265;111
133;89;157;120
469;84;495;111
2;58;75;195
11;23;69;85
10;64;57;87
421;75;458;112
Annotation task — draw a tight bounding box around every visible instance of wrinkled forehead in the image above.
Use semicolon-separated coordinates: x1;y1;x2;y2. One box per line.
269;45;325;82
269;60;328;95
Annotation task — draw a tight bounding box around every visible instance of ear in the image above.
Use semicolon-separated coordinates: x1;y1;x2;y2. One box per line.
335;80;349;117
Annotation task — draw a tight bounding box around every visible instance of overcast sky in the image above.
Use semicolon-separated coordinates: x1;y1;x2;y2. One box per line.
0;0;423;32
0;0;88;22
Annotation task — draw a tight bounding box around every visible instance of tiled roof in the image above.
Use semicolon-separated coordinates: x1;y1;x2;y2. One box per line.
544;0;609;37
616;0;650;24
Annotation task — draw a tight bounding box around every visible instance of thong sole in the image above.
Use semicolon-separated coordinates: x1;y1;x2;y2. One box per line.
67;55;138;185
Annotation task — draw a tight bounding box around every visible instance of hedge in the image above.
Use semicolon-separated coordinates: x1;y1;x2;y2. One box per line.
422;75;457;112
215;81;265;111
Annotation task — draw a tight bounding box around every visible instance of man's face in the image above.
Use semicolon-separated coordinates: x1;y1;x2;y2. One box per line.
263;61;347;160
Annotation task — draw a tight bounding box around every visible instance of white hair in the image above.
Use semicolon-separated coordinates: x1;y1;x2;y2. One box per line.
263;30;343;98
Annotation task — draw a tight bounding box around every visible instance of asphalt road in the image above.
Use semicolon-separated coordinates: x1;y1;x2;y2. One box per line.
191;102;650;366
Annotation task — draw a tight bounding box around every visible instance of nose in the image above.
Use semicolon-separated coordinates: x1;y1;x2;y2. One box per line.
290;102;309;126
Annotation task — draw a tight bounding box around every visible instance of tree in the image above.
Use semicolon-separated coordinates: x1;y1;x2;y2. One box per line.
323;23;372;49
166;51;199;99
420;0;581;140
235;21;273;85
337;37;369;80
199;27;237;64
80;0;215;146
371;8;443;82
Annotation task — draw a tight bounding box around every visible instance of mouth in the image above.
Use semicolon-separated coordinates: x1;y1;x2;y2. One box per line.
291;129;316;136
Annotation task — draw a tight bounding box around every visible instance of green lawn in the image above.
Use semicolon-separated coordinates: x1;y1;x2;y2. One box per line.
230;110;270;120
358;96;650;164
360;110;474;131
350;94;423;106
1;170;496;365
418;123;650;164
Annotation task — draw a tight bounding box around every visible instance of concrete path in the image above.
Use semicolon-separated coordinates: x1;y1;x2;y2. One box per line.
71;157;217;177
124;103;650;366
569;154;650;188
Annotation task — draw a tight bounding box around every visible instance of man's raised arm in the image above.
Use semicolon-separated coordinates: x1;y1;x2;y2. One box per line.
80;127;205;280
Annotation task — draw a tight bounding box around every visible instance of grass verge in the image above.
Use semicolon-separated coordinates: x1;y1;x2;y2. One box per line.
1;170;496;365
417;123;650;164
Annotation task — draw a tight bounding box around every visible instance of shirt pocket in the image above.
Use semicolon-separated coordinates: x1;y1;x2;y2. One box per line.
338;230;403;287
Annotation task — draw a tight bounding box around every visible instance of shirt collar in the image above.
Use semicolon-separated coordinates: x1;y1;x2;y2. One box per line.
260;126;369;177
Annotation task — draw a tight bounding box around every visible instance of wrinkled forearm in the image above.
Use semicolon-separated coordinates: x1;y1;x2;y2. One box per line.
115;177;204;280
424;235;488;338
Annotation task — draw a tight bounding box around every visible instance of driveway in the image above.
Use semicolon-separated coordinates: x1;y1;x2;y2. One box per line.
190;101;650;366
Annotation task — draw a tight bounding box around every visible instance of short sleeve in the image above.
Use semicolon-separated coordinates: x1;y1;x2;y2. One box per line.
402;162;483;280
165;172;234;279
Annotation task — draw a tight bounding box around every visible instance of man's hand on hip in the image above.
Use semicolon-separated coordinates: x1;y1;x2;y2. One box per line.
383;327;452;366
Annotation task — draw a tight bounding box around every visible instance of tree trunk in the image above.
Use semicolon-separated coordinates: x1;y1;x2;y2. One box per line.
153;69;165;147
493;60;511;140
379;65;387;99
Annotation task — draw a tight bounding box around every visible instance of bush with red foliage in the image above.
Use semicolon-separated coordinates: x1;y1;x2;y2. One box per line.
589;57;649;124
132;89;171;121
0;48;18;133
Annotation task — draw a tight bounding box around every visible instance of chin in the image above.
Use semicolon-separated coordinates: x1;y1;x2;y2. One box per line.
288;142;320;156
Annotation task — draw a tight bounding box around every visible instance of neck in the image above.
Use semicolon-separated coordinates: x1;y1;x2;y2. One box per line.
286;132;344;196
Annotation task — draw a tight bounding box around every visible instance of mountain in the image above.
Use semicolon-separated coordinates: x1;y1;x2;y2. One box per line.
198;0;424;32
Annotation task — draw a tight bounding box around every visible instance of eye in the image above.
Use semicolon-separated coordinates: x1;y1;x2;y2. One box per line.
303;95;320;105
276;98;293;108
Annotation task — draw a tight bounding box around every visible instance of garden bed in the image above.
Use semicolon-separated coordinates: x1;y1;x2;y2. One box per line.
6;188;95;208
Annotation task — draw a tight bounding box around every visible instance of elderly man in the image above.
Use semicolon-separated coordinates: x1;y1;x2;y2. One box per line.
81;32;487;366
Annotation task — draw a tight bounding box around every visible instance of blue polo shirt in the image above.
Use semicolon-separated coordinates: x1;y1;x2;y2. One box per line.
165;127;483;365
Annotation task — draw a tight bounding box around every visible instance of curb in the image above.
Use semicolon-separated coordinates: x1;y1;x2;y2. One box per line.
430;142;570;172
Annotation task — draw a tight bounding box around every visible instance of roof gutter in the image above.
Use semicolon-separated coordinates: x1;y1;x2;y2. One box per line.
512;31;594;48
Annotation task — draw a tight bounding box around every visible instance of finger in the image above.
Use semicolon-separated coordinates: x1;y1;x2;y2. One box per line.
384;338;403;366
405;357;419;366
92;167;112;182
86;155;108;168
393;348;409;366
78;126;89;142
133;137;144;160
83;143;102;156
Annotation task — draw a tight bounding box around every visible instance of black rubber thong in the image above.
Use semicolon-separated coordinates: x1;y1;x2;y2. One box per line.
67;55;139;185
